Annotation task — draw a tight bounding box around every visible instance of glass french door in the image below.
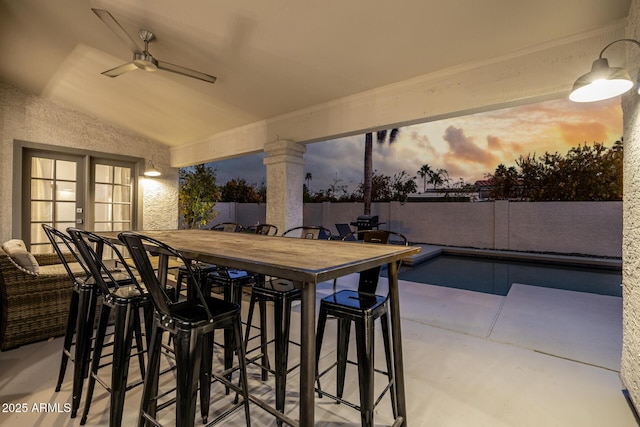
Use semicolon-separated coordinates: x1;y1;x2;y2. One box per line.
26;151;85;254
23;150;136;253
92;160;133;232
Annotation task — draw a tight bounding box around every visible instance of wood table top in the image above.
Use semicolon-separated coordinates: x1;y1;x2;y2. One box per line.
100;229;421;284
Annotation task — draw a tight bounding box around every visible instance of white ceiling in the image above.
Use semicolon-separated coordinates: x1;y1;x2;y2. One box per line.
0;0;631;147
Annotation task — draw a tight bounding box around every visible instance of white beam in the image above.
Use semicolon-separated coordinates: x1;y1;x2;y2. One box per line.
170;22;625;168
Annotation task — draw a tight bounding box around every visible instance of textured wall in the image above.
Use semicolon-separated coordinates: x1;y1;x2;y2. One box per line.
214;201;622;257
0;81;178;242
621;0;640;410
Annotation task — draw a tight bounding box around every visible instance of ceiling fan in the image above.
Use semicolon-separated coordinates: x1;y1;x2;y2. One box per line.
91;8;217;84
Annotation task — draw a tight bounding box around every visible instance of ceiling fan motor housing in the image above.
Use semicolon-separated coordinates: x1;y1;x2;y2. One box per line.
133;52;158;71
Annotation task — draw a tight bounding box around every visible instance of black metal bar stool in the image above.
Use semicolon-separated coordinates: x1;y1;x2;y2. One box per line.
174;222;245;300
67;228;151;427
119;231;251;427
315;230;407;427
42;224;100;419
242;225;331;425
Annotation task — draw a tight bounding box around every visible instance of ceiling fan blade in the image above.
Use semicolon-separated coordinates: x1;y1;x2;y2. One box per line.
92;8;142;54
102;62;139;78
157;60;217;84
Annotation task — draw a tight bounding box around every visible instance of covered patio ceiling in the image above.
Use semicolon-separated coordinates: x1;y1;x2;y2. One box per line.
0;0;631;166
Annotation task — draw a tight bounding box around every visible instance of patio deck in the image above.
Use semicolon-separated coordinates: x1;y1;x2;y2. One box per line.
0;275;635;426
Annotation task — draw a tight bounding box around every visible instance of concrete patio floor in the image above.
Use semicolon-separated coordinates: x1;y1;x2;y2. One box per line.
0;275;636;426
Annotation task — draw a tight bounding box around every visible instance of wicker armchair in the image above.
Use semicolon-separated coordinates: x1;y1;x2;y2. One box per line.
0;247;76;350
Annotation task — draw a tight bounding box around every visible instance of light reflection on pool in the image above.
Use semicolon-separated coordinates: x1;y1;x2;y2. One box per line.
384;254;622;297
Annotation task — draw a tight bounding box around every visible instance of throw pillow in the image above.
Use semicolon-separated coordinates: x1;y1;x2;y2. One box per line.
1;239;40;275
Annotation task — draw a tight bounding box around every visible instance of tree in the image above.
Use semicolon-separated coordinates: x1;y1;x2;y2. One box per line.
417;164;433;193
391;171;417;202
488;164;520;199
485;140;623;201
363;129;399;214
304;172;313;190
428;168;449;190
179;164;220;229
220;178;263;203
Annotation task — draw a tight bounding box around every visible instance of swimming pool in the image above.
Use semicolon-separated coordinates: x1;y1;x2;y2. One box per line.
384;254;622;297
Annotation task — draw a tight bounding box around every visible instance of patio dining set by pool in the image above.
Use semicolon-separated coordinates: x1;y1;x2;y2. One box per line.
36;222;419;427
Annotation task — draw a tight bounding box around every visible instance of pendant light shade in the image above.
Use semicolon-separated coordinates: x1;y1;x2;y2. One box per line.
569;39;640;103
144;160;161;177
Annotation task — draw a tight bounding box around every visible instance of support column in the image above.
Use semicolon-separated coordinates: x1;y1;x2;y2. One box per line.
263;140;306;234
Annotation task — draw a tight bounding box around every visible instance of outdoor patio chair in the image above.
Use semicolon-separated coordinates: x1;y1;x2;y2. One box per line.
119;231;251;427
335;223;356;241
282;225;332;240
209;222;244;232
315;229;408;427
67;228;149;427
245;223;279;236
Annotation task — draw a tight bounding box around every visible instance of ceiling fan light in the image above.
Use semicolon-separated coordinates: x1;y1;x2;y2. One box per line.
569;58;633;102
133;53;158;71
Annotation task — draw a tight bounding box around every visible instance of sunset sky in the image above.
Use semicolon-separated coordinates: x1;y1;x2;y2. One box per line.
210;96;623;193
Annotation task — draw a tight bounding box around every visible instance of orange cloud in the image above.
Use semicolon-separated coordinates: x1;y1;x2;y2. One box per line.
443;126;496;164
559;122;609;146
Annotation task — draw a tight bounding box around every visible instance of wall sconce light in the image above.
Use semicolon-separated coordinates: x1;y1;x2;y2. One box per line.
143;160;161;177
569;38;640;103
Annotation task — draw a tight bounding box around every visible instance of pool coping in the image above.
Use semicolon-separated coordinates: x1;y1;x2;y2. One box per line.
405;244;622;270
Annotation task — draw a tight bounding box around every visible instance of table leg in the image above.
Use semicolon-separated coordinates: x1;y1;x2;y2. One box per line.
387;261;407;426
299;281;316;427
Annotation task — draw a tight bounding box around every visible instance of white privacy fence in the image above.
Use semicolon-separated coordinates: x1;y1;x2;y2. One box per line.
208;200;622;258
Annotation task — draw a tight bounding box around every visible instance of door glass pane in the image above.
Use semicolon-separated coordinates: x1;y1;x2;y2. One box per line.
31;158;54;179
31;201;53;221
31;243;52;255
30;223;49;244
56;182;76;201
93;222;112;232
114;167;131;185
112;222;129;231
56;160;76;181
55;222;76;234
95;164;112;183
113;185;130;203
31;180;53;200
113;204;130;221
56;202;76;221
95;203;112;221
95;184;113;202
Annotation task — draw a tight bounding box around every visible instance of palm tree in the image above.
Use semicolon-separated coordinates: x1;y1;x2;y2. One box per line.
417;164;433;193
428;168;449;190
363;128;399;215
304;172;313;191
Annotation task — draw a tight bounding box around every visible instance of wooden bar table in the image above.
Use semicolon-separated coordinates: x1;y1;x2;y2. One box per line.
100;229;420;427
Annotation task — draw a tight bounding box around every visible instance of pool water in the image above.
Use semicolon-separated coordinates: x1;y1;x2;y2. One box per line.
384;255;622;297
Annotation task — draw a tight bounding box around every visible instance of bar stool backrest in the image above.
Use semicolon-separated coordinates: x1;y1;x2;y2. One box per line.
42;224;91;282
67;228;143;299
341;230;408;295
209;222;243;233
119;232;213;322
253;223;278;236
282;225;332;240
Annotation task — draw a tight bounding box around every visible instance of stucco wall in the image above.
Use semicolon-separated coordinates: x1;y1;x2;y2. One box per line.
215;200;622;257
0;81;178;242
621;0;640;411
